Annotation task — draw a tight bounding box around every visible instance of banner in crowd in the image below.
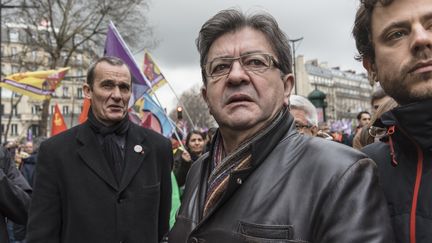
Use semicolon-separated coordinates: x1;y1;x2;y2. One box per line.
129;93;173;137
143;51;167;93
0;68;69;100
104;21;152;108
78;98;91;124
51;103;68;136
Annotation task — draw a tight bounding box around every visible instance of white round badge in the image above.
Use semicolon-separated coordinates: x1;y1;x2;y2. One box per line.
134;145;143;153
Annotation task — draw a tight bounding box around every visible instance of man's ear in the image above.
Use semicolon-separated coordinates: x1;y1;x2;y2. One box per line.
83;83;92;99
362;58;378;86
282;73;294;106
201;85;212;115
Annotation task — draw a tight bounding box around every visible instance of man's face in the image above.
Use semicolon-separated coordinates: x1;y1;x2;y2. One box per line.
202;27;293;137
290;108;316;136
187;133;205;154
22;142;33;154
84;62;131;126
366;0;432;105
372;95;391;113
358;113;371;127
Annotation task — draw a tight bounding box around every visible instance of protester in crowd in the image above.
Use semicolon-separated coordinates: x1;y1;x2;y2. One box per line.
371;86;391;113
13;141;33;169
0;146;32;243
352;87;390;149
317;121;334;140
27;56;172;243
347;111;371;146
169;9;393;242
173;130;205;190
353;0;432;242
353;98;398;150
289;95;318;136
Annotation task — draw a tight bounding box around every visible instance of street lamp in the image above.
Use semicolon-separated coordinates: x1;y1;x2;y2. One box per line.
289;37;303;95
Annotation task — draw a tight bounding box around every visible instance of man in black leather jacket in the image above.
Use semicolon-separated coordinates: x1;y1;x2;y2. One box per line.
0;146;32;243
168;9;394;243
353;0;432;242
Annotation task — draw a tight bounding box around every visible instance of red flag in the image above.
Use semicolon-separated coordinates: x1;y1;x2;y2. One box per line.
78;98;91;124
51;103;67;136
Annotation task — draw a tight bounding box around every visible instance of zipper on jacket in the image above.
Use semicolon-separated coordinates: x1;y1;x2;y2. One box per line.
388;124;424;243
410;144;423;243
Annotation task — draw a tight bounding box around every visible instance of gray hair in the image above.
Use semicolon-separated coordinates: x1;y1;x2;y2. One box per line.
86;56;131;89
196;9;292;85
289;95;318;126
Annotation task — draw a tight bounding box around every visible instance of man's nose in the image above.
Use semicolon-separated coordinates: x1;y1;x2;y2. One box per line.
227;61;249;85
111;86;122;99
411;23;432;55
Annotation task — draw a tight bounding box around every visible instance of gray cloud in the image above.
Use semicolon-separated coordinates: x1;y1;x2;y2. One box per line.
146;0;363;72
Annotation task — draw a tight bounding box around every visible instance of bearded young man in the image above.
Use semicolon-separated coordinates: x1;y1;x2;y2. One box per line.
353;0;432;242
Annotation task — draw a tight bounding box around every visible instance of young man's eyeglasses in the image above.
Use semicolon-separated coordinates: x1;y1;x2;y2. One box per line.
204;53;280;78
368;126;387;138
295;122;312;131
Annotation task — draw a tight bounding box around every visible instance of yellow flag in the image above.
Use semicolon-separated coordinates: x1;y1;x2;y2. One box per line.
0;67;70;100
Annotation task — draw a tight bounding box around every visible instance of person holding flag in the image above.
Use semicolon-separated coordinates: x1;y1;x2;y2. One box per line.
27;56;172;243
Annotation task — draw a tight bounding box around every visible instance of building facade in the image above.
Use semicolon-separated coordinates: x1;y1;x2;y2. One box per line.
1;23;97;143
295;55;372;122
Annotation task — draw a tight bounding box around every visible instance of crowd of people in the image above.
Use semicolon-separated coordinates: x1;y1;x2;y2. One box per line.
0;0;431;242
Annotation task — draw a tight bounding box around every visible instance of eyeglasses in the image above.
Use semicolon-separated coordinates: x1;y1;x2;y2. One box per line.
204;53;280;78
368;126;388;138
295;122;312;130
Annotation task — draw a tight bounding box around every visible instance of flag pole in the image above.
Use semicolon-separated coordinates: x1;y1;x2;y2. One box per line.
144;51;196;129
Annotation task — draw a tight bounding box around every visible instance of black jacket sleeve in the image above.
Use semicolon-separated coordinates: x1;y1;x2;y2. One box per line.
0;147;32;224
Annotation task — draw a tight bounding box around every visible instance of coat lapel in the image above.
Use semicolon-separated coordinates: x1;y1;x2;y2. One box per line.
119;124;149;192
76;123;118;190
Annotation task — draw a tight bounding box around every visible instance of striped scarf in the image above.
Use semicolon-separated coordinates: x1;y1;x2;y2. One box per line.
203;109;286;216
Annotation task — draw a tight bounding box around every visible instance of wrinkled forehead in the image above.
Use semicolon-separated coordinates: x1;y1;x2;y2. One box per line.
95;62;131;82
207;27;275;60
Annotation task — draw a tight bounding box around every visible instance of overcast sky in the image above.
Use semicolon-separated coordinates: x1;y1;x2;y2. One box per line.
139;0;364;111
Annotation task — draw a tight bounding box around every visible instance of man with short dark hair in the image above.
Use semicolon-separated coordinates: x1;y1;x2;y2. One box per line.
353;0;432;242
27;56;172;243
169;9;393;243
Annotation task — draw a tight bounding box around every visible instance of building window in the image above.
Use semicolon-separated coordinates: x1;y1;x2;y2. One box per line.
12;105;18;116
31;50;37;61
31;105;41;114
11;47;18;60
77;54;83;65
50;105;55;114
76;69;83;77
63;105;69;115
9;30;19;42
11;65;19;73
63;86;69;98
11;124;18;136
77;88;83;98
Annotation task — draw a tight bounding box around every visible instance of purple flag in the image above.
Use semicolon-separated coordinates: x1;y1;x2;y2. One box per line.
104;21;152;107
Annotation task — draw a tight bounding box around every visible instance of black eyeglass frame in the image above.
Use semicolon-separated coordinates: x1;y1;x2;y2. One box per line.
203;53;281;78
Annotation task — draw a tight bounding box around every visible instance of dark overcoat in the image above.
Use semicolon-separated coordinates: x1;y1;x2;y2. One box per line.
27;121;172;243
